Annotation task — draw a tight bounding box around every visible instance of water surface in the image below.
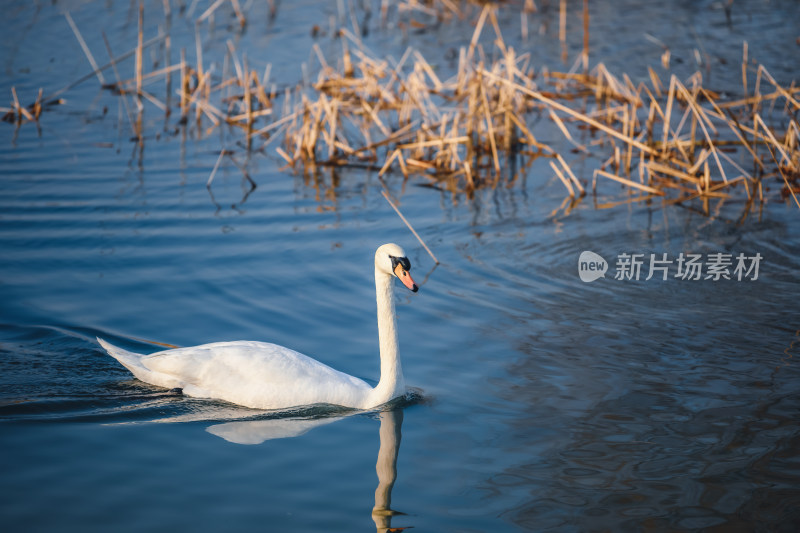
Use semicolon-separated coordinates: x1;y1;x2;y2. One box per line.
2;1;800;531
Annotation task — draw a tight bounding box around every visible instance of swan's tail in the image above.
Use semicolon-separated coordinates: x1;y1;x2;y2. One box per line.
97;337;149;379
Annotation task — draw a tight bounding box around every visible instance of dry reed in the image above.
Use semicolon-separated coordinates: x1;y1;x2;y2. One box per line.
10;1;799;218
260;4;798;216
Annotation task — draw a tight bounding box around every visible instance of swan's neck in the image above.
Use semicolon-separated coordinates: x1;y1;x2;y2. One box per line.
370;268;405;405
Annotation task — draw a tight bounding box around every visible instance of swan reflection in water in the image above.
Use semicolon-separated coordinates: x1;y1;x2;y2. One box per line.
371;408;406;533
205;406;408;532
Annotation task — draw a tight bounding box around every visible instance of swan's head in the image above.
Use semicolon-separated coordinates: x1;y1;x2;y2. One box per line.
376;243;418;292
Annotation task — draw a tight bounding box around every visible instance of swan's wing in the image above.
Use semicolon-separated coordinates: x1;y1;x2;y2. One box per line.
141;341;371;409
144;341;324;386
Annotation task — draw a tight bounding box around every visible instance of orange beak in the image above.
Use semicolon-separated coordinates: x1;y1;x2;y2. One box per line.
394;263;418;292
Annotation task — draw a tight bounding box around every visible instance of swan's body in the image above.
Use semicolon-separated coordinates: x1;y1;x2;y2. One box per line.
98;243;418;410
97;339;376;409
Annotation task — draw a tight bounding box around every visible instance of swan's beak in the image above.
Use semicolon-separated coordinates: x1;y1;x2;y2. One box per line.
394;263;418;292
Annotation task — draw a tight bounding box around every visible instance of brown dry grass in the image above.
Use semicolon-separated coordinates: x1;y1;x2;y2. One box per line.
9;1;799;218
262;4;798;217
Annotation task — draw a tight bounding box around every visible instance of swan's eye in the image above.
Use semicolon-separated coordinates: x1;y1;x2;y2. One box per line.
390;255;411;273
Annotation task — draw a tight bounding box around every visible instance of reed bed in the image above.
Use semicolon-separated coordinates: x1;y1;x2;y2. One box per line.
1;87;48;125
10;1;800;216
265;4;798;215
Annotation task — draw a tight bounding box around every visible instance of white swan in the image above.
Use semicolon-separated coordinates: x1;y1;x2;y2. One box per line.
98;243;418;410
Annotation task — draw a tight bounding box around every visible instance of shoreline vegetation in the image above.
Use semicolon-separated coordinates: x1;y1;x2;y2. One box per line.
3;0;798;221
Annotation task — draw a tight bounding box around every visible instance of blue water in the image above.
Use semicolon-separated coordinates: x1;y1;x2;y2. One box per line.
2;1;800;531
